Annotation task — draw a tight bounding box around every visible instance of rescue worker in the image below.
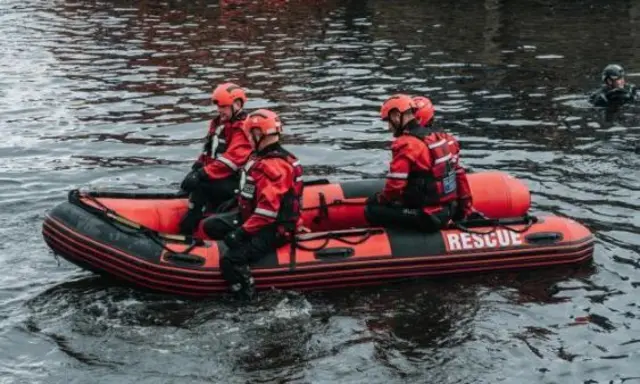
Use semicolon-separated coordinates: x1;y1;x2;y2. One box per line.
199;109;304;300
589;64;637;108
179;82;253;235
365;94;473;231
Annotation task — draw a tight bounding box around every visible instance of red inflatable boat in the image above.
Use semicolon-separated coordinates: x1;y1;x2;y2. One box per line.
41;172;594;297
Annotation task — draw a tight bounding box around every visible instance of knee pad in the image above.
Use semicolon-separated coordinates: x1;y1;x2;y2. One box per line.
202;212;240;239
201;178;239;203
365;203;403;227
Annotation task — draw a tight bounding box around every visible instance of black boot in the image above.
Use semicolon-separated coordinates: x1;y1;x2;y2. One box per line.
229;267;255;302
179;189;209;235
179;200;205;235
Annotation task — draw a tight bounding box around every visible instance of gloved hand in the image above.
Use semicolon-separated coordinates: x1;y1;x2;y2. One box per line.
191;161;204;171
180;169;206;192
224;227;248;249
605;87;631;104
606;87;627;97
452;198;473;221
365;193;384;206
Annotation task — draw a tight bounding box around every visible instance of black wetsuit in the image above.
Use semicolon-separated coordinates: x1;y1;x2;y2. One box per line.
589;84;638;108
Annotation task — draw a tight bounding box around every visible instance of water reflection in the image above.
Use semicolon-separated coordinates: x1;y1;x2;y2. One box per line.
45;0;640;159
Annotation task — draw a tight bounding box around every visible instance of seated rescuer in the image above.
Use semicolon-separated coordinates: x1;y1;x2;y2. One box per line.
365;94;474;231
412;96;435;127
414;95;486;220
179;82;253;235
589;64;638;108
199;109;304;300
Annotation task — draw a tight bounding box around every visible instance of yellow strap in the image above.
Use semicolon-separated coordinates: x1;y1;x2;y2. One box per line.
107;213;141;229
161;233;187;241
106;213;187;242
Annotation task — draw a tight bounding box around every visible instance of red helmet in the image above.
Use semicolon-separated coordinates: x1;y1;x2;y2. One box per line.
380;94;416;121
211;82;247;107
413;96;435;126
243;109;282;138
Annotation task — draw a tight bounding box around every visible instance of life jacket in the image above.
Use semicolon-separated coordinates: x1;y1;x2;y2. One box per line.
403;127;459;208
238;146;304;233
201;111;248;162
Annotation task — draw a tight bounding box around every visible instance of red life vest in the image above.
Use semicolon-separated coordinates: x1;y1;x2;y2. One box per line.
403;128;459;207
238;146;304;233
200;111;248;165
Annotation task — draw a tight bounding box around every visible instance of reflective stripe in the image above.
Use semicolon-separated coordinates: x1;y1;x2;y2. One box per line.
255;207;278;218
427;139;446;149
434;153;453;164
292;160;301;167
217;155;239;171
239;170;246;189
240;191;253;198
244;159;255;171
211;136;219;153
386;172;408;179
295;176;304;182
447;140;455;146
246;175;255;182
210;125;225;154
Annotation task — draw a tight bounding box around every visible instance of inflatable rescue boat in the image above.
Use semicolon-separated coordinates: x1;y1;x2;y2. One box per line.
41;172;594;297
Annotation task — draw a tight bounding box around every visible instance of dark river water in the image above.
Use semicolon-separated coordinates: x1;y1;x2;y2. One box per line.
1;0;639;382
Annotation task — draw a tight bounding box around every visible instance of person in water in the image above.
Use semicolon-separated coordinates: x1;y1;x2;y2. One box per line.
365;94;474;231
199;109;304;300
589;64;637;108
179;82;253;235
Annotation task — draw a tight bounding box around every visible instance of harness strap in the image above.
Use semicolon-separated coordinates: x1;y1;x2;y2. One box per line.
452;214;537;235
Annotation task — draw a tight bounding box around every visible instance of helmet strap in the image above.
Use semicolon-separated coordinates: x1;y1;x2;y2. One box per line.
230;100;243;119
252;133;279;152
392;114;406;137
